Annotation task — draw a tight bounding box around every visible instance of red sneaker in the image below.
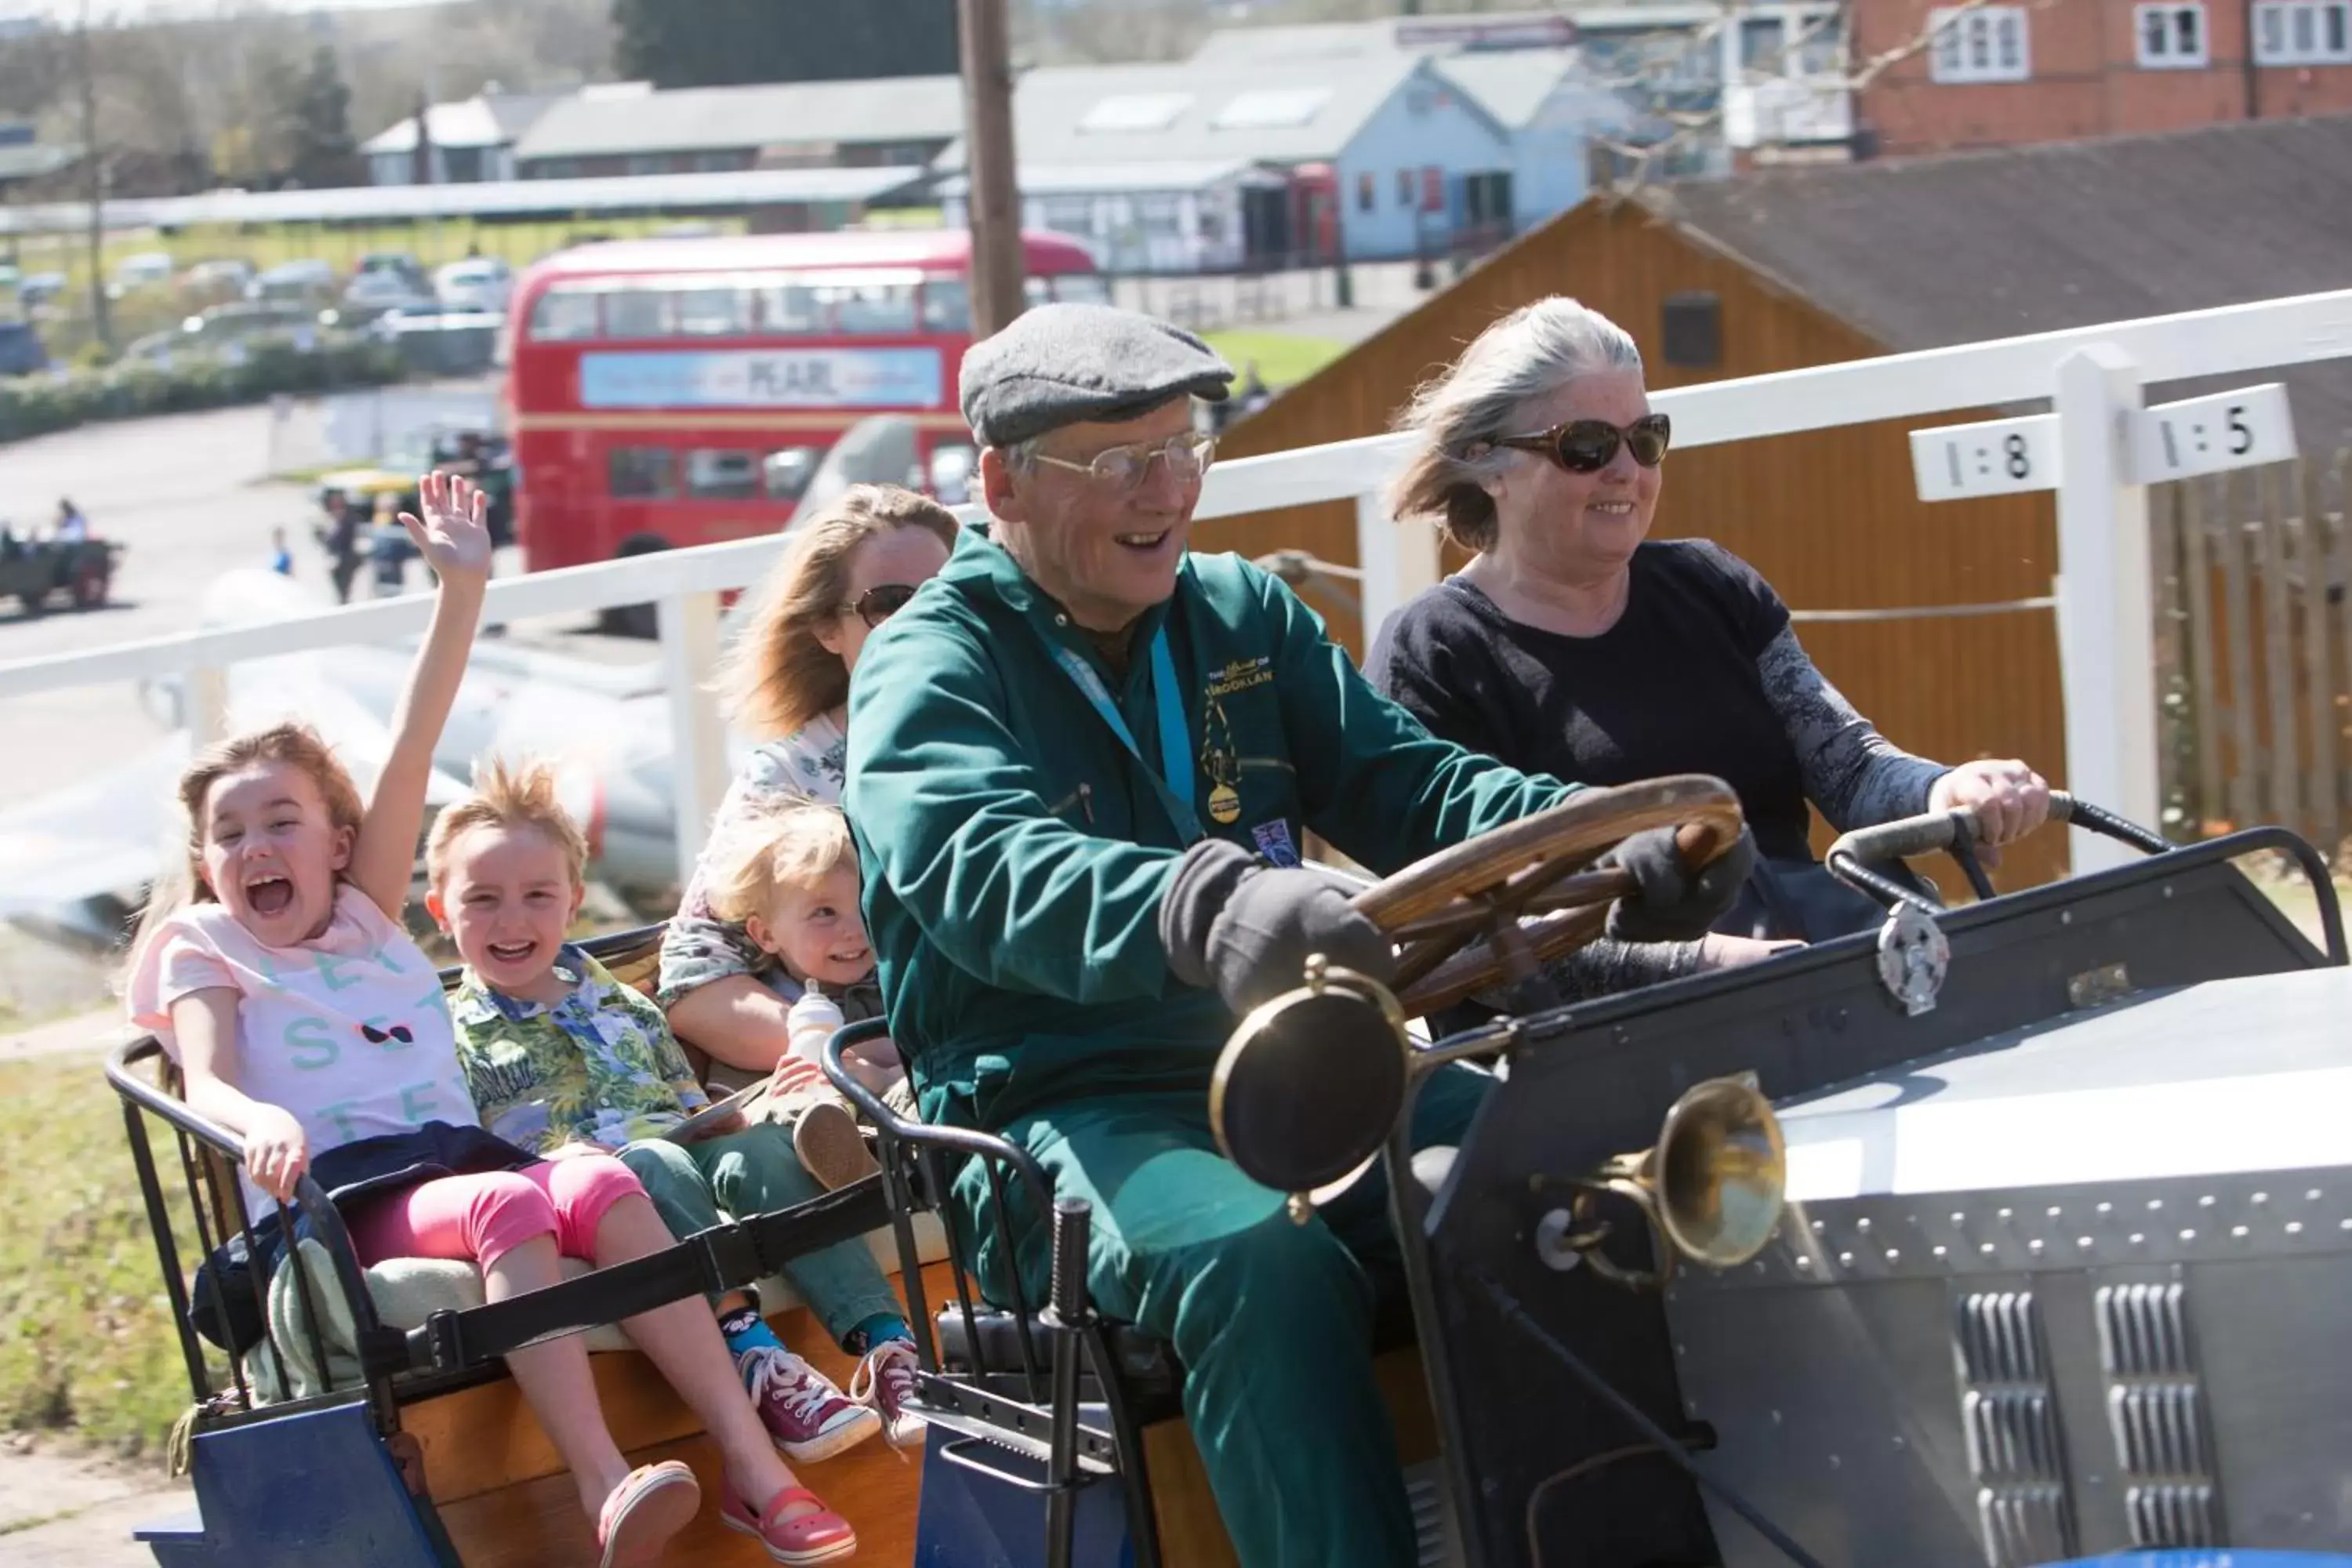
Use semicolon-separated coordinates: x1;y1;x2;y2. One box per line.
849;1338;927;1450
720;1485;858;1565
739;1341;880;1463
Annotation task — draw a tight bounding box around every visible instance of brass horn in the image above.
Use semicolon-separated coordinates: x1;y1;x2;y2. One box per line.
1548;1073;1788;1290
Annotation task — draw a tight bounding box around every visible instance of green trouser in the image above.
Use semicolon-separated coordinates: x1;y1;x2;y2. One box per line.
959;1061;1488;1568
620;1123;904;1350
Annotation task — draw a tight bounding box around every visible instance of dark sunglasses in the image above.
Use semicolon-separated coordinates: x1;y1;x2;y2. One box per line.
359;1024;415;1044
843;583;919;628
1490;413;1672;474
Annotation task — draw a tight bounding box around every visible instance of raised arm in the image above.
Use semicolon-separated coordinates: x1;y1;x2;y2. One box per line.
347;472;491;920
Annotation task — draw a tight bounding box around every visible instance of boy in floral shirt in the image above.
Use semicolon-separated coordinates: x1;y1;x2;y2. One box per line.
430;759;924;1455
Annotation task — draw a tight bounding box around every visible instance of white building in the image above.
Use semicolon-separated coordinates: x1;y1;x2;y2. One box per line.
362;87;569;187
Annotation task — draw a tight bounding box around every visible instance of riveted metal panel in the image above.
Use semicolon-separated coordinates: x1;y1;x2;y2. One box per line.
1668;1169;2352;1297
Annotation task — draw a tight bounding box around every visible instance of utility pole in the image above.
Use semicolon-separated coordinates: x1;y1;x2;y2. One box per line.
74;0;110;352
958;0;1025;337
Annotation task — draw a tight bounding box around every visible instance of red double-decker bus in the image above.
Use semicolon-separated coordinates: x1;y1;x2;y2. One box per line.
503;228;1106;574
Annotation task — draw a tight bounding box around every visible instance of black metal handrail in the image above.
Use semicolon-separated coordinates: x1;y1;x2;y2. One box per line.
821;1018;1167;1568
107;1023;902;1421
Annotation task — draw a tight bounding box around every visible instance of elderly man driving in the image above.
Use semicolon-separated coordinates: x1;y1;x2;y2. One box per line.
843;303;1763;1566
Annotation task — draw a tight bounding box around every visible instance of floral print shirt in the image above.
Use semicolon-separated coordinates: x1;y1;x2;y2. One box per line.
450;945;710;1154
657;715;846;1007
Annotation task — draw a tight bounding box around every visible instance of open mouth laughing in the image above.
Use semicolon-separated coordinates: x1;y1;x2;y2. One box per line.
244;873;294;917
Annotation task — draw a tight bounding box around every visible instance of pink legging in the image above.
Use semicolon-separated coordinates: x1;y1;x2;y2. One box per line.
347;1155;644;1272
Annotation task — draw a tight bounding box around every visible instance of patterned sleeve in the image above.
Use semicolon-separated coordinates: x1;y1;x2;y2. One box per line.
657;739;816;1006
1756;626;1949;834
644;1001;711;1113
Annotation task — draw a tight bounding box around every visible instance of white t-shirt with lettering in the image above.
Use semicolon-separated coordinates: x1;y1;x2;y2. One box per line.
129;884;479;1208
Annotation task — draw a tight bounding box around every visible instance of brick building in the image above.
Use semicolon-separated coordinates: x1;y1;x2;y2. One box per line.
1855;0;2352;155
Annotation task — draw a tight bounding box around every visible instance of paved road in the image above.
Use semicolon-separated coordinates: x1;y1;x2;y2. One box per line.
0;398;587;800
0;1446;187;1566
0;404;320;798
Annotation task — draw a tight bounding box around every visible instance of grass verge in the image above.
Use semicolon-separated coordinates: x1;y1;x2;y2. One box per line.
1202;329;1349;390
0;1054;207;1457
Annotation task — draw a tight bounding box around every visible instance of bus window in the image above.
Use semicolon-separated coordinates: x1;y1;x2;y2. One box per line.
929;442;977;506
529;285;601;340
684;448;760;500
673;285;750;336
757;280;825;335
609;446;676;498
920;276;971;332
764;447;822;502
825;282;917;334
604;285;674;340
1053;274;1112;306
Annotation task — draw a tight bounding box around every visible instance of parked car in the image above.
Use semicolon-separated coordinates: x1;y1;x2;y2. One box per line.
17;272;66;309
122;303;326;364
108;251;174;297
338;269;437;325
354;251;430;291
246;260;336;307
432;256;511;314
182;259;256;302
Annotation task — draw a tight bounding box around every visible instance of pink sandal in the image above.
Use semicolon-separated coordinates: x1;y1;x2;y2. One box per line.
596;1461;700;1568
720;1484;858;1565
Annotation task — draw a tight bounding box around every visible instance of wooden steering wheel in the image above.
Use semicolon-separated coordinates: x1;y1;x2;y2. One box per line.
1349;775;1748;1016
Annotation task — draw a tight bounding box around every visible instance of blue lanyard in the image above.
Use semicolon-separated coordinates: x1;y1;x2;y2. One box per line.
1043;624;1202;842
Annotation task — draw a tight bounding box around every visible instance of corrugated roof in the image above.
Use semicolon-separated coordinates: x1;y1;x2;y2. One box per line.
514;77;964;163
1640;113;2352;452
938;54;1495;172
0;165;927;236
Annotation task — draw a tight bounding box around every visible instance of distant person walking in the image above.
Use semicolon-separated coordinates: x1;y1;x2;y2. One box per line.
318;494;363;604
269;527;293;576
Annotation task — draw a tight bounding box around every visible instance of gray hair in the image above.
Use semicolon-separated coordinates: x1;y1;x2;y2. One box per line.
1385;297;1645;552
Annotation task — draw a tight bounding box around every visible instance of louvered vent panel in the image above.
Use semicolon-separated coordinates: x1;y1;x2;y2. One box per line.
1955;1291;2077;1567
2096;1283;2223;1548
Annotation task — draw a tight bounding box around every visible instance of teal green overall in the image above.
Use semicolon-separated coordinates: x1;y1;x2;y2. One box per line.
846;527;1580;1566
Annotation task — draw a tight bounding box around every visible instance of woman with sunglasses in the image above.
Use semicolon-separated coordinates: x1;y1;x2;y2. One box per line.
1368;297;2049;942
659;483;957;1084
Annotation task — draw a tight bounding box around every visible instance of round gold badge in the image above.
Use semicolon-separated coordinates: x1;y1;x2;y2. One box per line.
1207;782;1242;825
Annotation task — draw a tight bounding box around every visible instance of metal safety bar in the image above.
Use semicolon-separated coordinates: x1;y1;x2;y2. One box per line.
822;1018;1168;1568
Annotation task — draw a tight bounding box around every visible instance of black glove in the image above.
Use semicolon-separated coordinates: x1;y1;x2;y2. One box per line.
1603;825;1757;942
1159;838;1397;1017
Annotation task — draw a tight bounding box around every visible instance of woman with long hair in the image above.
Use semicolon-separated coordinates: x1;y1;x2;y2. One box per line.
658;484;958;1076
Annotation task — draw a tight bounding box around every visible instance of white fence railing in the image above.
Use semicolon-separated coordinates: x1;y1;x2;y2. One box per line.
3;288;2350;884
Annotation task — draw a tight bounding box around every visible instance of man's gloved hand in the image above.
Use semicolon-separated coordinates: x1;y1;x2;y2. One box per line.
1603;825;1758;942
1160;838;1398;1017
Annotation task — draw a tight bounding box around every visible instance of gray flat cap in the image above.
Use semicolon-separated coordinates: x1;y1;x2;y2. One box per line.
960;303;1233;448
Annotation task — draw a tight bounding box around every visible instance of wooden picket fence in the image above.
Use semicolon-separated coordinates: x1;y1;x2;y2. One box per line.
2151;448;2352;866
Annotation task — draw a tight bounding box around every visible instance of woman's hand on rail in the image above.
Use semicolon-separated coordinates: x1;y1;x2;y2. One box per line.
1928;760;2052;867
242;1103;310;1202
